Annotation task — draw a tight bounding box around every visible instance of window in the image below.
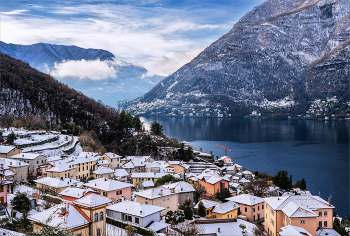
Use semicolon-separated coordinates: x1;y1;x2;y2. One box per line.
253;208;255;212
324;211;328;217
94;213;99;222
163;199;165;202
206;210;209;215
83;166;84;171
324;221;327;227
245;207;247;212
262;204;264;209
37;161;39;164
300;220;305;224
167;207;169;209
135;217;139;224
258;206;259;211
213;215;216;219
117;190;122;195
103;192;107;197
167;198;169;201
227;215;229;218
100;212;103;221
100;175;103;178
42;160;44;163
319;211;322;217
209;187;211;192
97;228;101;236
145;201;148;204
78;167;80;172
128;216;132;221
319;221;322;227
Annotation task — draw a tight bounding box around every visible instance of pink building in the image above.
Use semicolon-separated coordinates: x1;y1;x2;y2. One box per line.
0;159;12;205
226;194;265;222
84;178;134;203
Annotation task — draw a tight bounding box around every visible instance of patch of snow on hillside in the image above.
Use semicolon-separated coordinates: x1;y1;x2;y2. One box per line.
259;96;295;109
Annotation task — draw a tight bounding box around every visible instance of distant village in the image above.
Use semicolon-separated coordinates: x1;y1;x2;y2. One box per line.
123;96;350;120
0;127;348;236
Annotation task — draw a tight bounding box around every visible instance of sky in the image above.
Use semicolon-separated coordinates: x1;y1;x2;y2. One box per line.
1;0;264;76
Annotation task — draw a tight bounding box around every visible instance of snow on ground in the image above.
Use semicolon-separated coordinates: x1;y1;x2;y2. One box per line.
38;137;80;156
14;134;57;146
22;135;75;152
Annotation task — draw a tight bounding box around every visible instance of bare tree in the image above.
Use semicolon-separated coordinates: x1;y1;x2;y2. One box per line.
170;222;204;236
243;179;268;197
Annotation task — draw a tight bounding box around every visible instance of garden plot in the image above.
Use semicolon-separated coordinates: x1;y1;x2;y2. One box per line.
22;135;74;152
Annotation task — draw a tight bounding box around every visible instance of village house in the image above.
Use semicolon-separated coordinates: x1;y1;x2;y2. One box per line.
135;187;179;216
226;194;264;222
0;159;12;205
195;171;230;196
93;166;114;179
218;156;233;166
103;152;121;169
131;172;170;189
96;159;111;168
139;180;155;190
122;159;146;175
10;153;46;175
194;199;239;219
167;161;185;174
4;158;29;182
114;169;129;182
59;187;99;201
46;163;76;180
162;181;195;207
106;201;167;229
0;146;22;159
28;194;112;236
84;178;134;202
278;225;312;236
264;195;334;236
70;155;100;181
34;177;79;194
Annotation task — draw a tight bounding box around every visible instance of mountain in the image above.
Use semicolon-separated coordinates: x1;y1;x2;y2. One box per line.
0;42;164;107
129;0;349;117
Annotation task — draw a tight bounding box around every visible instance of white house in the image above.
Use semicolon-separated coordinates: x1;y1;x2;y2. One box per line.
106;201;166;228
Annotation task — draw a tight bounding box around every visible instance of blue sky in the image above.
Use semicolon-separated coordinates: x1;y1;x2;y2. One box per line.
1;0;264;75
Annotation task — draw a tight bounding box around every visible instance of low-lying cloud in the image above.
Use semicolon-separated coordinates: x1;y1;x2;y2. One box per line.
50;59;117;80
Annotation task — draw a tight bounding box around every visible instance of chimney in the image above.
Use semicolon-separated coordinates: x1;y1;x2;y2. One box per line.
328;198;331;206
200;148;202;152
22;154;24;157
0;164;3;169
160;189;163;195
61;207;66;215
105;178;107;181
218;228;220;233
140;211;142;215
171;188;175;193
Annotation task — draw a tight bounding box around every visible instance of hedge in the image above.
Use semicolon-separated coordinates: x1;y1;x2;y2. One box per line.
106;217;156;236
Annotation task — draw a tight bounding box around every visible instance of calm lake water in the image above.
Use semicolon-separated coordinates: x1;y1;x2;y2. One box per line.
141;116;350;218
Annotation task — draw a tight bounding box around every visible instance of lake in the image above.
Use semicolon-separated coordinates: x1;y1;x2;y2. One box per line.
140;116;349;218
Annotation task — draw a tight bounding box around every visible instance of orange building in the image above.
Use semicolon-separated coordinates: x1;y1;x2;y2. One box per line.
196;175;230;195
264;195;334;236
168;161;184;174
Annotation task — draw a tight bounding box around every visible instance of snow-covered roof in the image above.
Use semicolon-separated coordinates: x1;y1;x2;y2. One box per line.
59;187;98;199
148;221;170;232
194;199;239;214
162;181;195;193
155;173;169;178
122;161;135;169
4;158;29;167
142;180;155;187
73;194;112;207
96;160;110;165
168;161;182;165
282;201;318;218
11;153;44;160
316;228;342;236
239;177;250;183
226;194;264;206
279;225;312;236
34;177;79;188
219;156;231;161
84;178;134;192
242;170;253;175
131;172;155;178
5;169;15;176
0;146;16;154
93;166;114;175
78;152;99;157
46;156;62;162
104;152;122;159
197;219;256;236
107;201;165;217
28;202;91;230
46;163;75;172
264;195;334;212
135;187;176;199
114;169;129;177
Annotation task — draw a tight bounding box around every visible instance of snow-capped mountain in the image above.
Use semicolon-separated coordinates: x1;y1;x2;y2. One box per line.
131;0;349;116
0;41;164;107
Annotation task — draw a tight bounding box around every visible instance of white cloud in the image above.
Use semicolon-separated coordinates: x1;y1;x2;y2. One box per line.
50;59;117;80
2;9;28;15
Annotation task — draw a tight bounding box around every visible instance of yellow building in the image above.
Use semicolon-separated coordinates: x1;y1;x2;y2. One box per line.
28;194;112;236
194;199;239;219
33;177;80;194
131;172;170;189
46;163;76;180
103;152;121;169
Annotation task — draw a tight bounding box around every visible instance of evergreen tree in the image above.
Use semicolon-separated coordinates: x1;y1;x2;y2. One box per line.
150;121;163;135
6;131;17;144
132;115;142;131
154;174;180;186
11;192;31;217
300;178;307;190
197;201;206;217
274;170;292;190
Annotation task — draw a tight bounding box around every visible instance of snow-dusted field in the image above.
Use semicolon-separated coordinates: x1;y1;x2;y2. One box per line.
22;135;75;152
13;134;57;145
